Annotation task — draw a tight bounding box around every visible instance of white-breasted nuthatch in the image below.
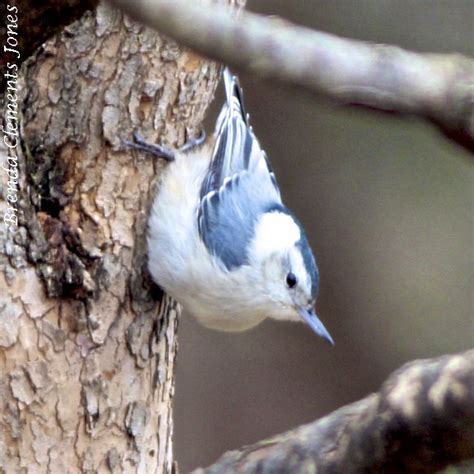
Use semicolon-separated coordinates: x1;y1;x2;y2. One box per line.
128;68;333;344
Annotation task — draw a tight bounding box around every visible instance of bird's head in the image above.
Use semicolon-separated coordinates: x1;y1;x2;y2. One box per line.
249;208;333;344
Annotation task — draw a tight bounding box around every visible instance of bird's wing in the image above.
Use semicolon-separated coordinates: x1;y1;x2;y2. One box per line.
198;68;281;270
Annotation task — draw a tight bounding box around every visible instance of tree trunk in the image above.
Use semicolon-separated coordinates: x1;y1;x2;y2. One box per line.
0;3;221;472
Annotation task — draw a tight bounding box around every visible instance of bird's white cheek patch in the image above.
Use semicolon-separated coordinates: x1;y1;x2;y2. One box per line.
249;212;300;261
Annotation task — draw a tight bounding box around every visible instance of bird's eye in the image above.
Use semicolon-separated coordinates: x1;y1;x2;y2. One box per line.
286;272;297;288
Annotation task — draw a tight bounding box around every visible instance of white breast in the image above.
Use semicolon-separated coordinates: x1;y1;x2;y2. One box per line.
147;149;268;332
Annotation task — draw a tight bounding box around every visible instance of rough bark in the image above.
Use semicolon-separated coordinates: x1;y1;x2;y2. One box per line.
0;2;222;472
0;0;99;73
109;0;474;155
194;350;474;474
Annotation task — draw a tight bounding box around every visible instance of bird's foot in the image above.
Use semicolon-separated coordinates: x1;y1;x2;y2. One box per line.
179;129;207;153
125;132;175;162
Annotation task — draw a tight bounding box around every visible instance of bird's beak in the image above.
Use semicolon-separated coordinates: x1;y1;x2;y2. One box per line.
298;307;334;345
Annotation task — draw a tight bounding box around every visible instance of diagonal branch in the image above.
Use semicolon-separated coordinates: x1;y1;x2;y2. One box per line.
192;350;474;473
107;0;474;154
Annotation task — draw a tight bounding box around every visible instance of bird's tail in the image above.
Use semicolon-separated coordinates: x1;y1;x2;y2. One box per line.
208;67;253;178
200;67;279;200
221;67;249;126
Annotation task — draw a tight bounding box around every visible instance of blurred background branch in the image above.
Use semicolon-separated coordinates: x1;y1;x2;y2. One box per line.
194;350;474;473
108;0;474;154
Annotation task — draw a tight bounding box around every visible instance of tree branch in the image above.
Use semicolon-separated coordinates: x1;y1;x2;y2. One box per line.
107;0;474;154
1;3;226;469
192;350;474;473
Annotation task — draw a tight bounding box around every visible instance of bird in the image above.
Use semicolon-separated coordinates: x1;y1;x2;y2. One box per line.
128;68;333;344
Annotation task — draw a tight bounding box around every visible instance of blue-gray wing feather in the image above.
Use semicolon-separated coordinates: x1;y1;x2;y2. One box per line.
199;168;280;270
198;68;281;270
